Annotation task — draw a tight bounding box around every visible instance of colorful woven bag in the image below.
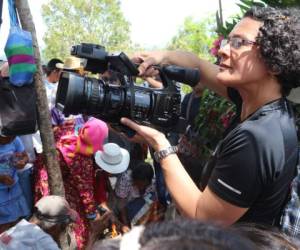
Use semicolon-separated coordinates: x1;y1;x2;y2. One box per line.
4;0;36;86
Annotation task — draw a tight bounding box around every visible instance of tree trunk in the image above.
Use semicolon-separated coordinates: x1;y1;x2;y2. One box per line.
14;1;69;249
15;0;65;196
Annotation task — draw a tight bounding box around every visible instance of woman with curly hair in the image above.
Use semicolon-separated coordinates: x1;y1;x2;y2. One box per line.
121;6;300;227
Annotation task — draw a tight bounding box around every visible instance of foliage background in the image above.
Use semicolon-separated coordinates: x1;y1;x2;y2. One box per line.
42;0;134;60
167;16;217;94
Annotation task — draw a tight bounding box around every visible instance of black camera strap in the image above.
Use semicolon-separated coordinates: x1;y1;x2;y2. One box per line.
186;92;195;122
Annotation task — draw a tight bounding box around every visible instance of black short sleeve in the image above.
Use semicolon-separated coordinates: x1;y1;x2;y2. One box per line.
206;98;297;224
208;128;261;208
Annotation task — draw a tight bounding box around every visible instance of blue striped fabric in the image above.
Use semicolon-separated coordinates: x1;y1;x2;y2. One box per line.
4;26;36;86
4;0;36;86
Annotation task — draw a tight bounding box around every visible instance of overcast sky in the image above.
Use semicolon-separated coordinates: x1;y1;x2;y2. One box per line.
120;0;240;48
0;0;240;59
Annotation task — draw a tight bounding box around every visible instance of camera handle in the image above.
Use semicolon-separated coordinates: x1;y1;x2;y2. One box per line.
150;65;200;89
162;65;200;88
154;66;173;89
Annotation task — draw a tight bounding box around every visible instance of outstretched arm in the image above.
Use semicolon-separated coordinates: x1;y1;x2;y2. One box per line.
133;50;228;99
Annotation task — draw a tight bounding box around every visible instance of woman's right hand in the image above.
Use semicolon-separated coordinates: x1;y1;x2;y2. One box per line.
121;117;171;152
0;175;14;186
132;51;167;76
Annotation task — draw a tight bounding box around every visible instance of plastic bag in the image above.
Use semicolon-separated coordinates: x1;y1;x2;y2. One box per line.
4;0;36;86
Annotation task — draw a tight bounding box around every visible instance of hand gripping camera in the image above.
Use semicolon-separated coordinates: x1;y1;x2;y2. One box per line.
55;43;200;133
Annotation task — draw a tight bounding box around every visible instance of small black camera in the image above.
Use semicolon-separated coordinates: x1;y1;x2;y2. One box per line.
56;43;200;133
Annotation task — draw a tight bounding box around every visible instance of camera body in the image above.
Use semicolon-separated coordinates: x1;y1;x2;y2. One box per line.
56;43;199;133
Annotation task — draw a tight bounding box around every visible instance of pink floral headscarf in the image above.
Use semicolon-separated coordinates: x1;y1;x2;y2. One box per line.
57;118;108;165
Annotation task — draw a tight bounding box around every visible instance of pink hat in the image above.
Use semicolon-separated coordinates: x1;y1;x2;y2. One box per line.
57;118;108;165
75;118;108;156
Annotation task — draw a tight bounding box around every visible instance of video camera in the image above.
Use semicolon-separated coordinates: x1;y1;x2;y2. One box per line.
55;43;200;133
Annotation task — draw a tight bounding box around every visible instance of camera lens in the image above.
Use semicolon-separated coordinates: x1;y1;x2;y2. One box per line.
56;72;85;115
56;72;110;116
56;71;181;132
56;72;153;124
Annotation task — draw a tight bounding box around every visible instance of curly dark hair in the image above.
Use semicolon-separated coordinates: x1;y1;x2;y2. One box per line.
139;218;255;250
244;6;300;96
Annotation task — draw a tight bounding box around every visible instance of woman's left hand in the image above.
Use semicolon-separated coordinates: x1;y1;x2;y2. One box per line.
121;118;171;151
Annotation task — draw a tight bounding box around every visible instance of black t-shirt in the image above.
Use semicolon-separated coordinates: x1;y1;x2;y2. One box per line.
207;88;298;225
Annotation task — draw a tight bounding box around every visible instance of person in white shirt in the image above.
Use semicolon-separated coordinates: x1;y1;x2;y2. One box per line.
44;58;63;110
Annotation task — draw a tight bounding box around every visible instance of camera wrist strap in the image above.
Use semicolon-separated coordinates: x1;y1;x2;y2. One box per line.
186;92;195;123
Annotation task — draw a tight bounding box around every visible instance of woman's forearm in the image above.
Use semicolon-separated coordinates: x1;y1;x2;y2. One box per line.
159;153;202;218
119;118;203;218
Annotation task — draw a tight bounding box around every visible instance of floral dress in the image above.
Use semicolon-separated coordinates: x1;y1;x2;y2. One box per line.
34;123;97;249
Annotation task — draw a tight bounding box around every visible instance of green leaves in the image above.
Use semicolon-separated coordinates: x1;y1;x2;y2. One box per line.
262;0;300;7
216;0;299;37
42;0;132;60
168;16;217;63
216;0;265;37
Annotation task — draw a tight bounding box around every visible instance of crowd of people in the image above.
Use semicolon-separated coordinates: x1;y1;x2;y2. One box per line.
0;5;300;250
0;52;166;249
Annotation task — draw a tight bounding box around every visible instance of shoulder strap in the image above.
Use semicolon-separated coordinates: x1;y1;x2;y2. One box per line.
7;0;19;27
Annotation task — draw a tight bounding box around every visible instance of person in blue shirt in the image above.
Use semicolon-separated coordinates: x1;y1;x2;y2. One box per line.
0;135;30;233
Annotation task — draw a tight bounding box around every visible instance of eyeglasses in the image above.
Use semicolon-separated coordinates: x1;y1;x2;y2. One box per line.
220;37;257;50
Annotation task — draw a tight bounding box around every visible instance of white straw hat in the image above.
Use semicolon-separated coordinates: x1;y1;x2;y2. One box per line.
56;56;82;70
94;143;129;174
